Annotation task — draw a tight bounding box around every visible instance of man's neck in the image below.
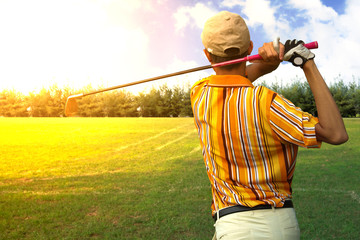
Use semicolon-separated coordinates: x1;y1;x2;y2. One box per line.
213;64;246;76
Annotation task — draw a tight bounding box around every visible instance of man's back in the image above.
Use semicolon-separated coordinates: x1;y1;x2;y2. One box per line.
191;74;321;214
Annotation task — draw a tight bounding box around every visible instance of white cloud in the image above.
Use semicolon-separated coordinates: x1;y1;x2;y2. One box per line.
287;0;338;22
173;3;217;35
220;0;360;83
283;0;360;83
222;0;275;27
157;0;168;5
221;0;290;39
219;0;289;40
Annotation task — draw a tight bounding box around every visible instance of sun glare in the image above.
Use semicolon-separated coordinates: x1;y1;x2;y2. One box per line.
0;0;155;96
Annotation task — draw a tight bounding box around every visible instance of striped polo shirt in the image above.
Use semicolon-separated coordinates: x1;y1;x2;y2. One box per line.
191;75;321;214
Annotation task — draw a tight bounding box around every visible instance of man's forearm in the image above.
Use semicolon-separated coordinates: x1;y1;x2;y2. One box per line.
303;60;348;144
246;62;279;82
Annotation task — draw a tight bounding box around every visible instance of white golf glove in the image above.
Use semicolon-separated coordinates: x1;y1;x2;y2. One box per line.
283;39;315;68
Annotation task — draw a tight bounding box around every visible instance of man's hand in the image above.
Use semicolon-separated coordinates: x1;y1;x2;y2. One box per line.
283;39;315;68
247;39;284;82
256;39;285;64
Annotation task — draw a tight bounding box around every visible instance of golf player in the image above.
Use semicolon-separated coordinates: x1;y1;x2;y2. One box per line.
191;11;348;239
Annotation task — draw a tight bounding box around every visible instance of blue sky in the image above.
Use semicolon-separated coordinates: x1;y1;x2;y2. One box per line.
0;0;358;94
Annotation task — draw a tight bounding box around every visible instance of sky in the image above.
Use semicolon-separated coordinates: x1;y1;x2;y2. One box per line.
0;0;359;94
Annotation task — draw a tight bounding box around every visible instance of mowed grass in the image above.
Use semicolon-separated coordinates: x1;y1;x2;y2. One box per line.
0;118;359;240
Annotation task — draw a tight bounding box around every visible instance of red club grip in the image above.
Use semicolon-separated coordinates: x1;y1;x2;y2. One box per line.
304;41;318;50
212;41;319;68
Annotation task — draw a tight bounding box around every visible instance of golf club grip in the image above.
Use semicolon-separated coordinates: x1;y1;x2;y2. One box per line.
213;41;318;67
304;41;318;49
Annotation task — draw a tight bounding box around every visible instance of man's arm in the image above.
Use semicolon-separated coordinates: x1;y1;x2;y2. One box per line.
246;41;284;82
303;60;348;144
282;39;348;145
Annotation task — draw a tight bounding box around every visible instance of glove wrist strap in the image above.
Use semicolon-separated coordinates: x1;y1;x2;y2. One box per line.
288;52;314;68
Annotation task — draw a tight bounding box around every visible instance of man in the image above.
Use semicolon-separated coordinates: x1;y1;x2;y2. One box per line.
191;11;348;240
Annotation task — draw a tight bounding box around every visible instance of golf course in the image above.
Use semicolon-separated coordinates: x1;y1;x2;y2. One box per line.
0;117;359;239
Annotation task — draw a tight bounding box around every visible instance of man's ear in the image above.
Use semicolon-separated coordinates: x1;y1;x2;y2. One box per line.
247;41;254;55
204;49;212;63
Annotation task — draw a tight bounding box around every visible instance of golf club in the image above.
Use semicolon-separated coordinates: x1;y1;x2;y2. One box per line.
65;41;318;117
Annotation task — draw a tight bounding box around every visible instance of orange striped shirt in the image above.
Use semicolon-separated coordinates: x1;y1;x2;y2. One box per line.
191;75;321;215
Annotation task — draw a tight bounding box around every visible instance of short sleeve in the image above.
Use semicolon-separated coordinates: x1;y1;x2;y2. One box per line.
269;94;321;148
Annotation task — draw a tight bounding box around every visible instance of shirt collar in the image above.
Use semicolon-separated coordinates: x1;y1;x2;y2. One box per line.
206;75;254;87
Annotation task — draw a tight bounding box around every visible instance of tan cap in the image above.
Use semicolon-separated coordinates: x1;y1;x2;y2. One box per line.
201;11;250;57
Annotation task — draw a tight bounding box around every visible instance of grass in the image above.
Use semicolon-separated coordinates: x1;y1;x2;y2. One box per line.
0;118;359;239
293;118;360;239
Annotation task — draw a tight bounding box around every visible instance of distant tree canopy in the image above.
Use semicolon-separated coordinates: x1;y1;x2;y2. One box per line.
258;77;360;118
0;77;359;117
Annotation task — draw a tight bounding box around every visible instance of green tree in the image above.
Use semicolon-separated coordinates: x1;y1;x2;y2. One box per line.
329;79;353;117
102;90;138;117
346;79;360;117
48;84;68;117
0;90;28;117
280;81;316;116
180;87;193;117
138;88;162;117
171;86;184;117
28;88;54;117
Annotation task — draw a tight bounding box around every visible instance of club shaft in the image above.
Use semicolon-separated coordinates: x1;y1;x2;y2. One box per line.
83;65;212;97
81;41;318;97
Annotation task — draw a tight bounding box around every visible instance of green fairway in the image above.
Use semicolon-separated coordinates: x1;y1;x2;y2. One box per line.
0;118;359;239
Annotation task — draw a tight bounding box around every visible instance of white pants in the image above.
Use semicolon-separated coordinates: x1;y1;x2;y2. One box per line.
213;207;300;240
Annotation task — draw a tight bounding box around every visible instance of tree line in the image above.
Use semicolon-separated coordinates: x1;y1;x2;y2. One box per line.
0;78;359;118
261;77;360;118
0;83;193;117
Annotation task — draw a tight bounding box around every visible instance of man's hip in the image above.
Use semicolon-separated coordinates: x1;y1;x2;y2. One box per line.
213;203;300;240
